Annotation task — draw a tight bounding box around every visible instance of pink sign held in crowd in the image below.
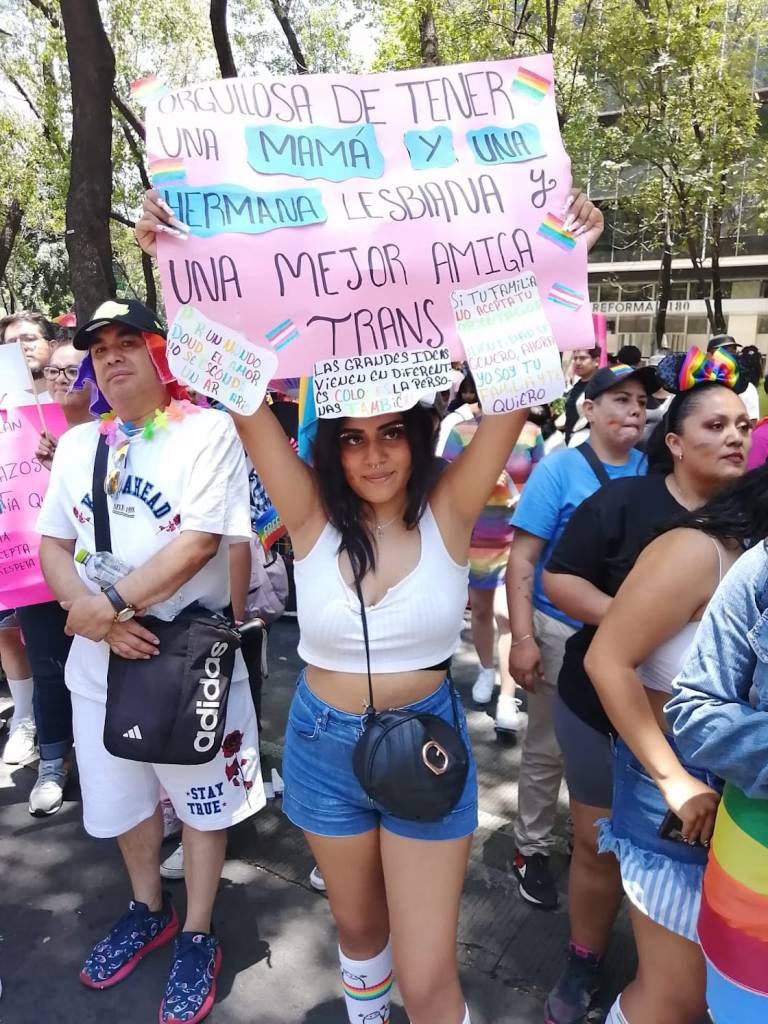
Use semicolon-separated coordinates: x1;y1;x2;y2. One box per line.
0;403;67;610
146;56;592;378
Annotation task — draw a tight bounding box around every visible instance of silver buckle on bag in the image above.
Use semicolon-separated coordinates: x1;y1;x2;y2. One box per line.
422;740;449;776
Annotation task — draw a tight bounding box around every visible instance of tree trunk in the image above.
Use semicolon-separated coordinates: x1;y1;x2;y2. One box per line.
270;0;308;73
709;179;727;333
60;0;116;325
419;5;440;67
655;234;672;348
142;251;158;313
0;199;23;283
685;234;715;331
210;0;238;78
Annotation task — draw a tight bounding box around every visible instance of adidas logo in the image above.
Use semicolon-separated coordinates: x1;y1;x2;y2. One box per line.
123;725;143;740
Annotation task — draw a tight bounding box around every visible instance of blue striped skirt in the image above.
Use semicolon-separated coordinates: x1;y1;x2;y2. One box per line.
598;736;710;942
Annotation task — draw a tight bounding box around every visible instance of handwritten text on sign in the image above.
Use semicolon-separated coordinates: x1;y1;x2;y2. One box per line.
1;404;68;610
453;273;565;414
313;348;451;419
147;57;592;378
166;306;277;414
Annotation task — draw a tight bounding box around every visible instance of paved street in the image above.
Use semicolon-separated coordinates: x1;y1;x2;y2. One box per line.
0;616;635;1023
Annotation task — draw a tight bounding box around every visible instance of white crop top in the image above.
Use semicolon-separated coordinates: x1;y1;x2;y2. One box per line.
294;505;469;673
638;536;725;695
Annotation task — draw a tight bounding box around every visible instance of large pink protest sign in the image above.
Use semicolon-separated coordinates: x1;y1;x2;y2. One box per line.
147;56;592;378
0;404;67;610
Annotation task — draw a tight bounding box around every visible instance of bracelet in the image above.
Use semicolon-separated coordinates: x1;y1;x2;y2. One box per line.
510;633;534;648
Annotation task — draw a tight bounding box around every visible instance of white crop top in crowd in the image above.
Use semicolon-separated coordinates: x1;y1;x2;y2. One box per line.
294;504;469;674
638;536;725;695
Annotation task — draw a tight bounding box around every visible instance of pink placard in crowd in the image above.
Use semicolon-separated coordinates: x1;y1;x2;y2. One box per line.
0;403;68;611
147;56;593;377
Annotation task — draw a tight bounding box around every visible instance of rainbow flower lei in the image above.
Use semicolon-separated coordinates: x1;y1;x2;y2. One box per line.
98;398;200;446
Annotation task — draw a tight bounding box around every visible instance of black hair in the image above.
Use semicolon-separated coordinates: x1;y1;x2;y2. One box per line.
616;344;642;367
668;463;768;547
448;371;478;411
576;346;601;360
0;310;55;343
739;346;763;387
646;381;734;474
311;403;438;581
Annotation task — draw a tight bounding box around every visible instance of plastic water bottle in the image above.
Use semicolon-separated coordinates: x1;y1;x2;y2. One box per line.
75;549;185;621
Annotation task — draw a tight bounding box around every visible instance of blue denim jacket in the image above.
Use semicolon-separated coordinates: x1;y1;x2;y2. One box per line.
667;541;768;799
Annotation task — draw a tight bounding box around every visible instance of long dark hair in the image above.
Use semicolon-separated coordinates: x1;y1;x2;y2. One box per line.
667;463;768;547
312;403;438;581
646;381;734;474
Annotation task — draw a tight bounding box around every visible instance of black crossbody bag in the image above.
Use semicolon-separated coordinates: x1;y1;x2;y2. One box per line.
351;578;469;821
91;435;241;765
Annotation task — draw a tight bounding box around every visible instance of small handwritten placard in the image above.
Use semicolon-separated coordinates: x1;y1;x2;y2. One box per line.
453;272;565;413
313;348;451;419
166;306;277;414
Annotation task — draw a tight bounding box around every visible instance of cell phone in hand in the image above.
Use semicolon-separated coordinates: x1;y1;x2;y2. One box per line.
658;810;708;848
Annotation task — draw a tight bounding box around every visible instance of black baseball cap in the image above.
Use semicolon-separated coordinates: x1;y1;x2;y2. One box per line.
707;334;739;353
585;363;659;401
73;298;166;350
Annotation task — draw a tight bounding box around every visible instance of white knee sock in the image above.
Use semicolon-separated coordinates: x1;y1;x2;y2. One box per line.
7;677;33;723
462;1006;471;1024
606;995;630;1023
339;942;393;1023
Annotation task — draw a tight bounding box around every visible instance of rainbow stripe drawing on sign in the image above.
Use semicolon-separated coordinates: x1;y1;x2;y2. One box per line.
537;214;577;251
131;75;169;105
266;320;300;352
511;67;551;101
547;283;585;311
149;158;187;185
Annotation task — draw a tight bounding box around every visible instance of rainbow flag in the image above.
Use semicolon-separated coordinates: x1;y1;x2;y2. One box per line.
512;67;551;101
149;158;187;185
254;506;287;552
548;282;584;311
698;785;768;1022
537;214;577;251
130;75;169;105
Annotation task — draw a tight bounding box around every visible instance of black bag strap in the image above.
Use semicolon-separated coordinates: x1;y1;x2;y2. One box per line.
354;577;376;713
577;443;611;488
92;434;112;553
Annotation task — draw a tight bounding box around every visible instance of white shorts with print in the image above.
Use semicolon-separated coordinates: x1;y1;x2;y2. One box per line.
72;676;265;838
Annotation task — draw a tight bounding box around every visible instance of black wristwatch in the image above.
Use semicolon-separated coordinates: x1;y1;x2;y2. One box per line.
103;584;136;622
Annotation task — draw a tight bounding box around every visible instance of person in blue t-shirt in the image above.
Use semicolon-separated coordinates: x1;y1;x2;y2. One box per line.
504;363;657;911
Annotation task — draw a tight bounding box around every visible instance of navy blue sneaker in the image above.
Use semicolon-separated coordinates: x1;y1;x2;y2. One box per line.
159;931;222;1024
80;895;179;989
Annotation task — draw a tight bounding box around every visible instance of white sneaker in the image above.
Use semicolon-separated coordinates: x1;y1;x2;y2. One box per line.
29;757;69;815
2;716;37;765
160;843;185;880
309;865;326;892
495;693;522;734
160;797;182;839
471;667;496;705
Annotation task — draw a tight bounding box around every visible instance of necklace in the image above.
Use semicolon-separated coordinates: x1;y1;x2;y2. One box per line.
98;398;199;447
375;514;400;536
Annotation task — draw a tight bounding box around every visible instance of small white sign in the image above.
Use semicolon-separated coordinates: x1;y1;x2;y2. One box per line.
453;273;565;414
313;348;452;419
0;343;34;408
166;306;277;414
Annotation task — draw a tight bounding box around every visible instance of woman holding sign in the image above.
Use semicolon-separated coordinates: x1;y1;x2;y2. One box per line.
138;188;603;1024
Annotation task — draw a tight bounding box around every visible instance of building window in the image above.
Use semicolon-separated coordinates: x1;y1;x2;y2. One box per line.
600;282;620;302
621;282;655;301
668;281;689;300
589;283;600;301
757;315;768;335
686;317;709;336
617;315;653;333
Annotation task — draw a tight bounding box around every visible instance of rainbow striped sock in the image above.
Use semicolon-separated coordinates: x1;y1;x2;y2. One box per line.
339;942;393;1022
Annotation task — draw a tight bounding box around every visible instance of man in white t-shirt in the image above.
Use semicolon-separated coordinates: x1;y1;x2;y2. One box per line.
37;299;264;1024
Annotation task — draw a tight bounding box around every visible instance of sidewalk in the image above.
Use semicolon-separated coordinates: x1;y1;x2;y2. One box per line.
0;616;635;1023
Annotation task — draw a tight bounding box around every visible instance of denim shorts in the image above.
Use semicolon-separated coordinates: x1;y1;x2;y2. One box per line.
282;672;479;840
598;736;712;940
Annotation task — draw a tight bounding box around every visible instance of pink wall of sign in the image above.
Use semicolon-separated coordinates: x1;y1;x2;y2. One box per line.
148;56;593;377
0;404;68;610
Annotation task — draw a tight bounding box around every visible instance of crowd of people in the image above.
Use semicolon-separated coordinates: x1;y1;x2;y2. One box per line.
0;188;765;1024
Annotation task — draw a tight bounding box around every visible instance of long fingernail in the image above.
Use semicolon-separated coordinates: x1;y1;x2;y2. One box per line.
563;215;575;232
560;194;574;214
157;224;188;240
168;215;190;235
158;197;175;217
574;224;588;237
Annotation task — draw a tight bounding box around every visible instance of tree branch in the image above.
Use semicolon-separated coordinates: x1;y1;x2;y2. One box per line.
210;0;238;78
110;210;135;228
270;0;308;74
27;0;60;28
111;91;145;141
116;117;152;191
